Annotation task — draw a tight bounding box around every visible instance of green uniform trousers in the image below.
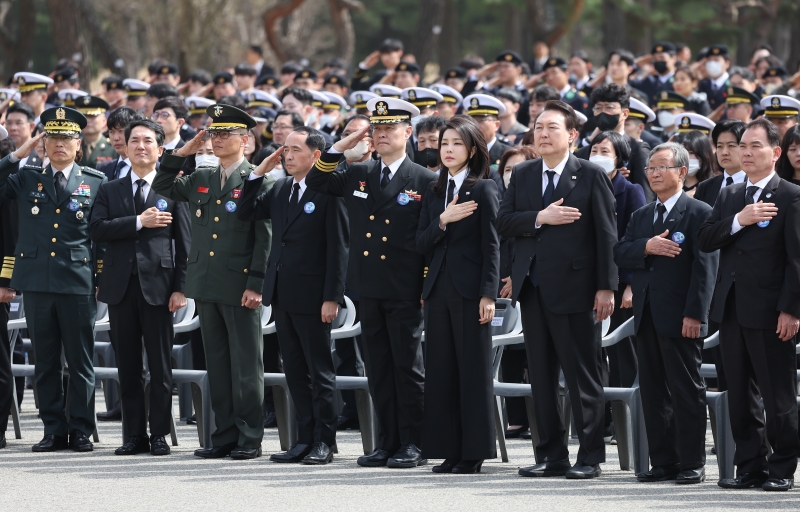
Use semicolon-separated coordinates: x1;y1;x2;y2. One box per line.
25;292;96;437
196;299;264;449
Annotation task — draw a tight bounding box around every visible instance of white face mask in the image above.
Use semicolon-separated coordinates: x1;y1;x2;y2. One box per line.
503;170;512;187
705;60;724;79
318;113;338;128
764;83;780;95
657;111;675;128
343;140;370;161
589;155;616;174
687;158;700;176
195;154;219;168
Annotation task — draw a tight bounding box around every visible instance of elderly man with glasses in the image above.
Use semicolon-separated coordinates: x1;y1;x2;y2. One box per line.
153;104;274;460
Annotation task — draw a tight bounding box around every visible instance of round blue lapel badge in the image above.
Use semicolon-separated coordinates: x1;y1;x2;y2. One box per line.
397;192;410;206
757;220;770;228
156;199;168;211
67;200;80;211
303;202;315;214
225;201;237;213
671;232;685;244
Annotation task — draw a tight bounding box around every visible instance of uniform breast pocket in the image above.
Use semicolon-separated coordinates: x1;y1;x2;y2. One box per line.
70;246;91;264
26;193;48;218
190;194;212;226
226;201;248;231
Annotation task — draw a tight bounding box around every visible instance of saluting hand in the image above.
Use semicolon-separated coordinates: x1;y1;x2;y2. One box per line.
332;124;371;153
536;198;581;226
174;130;207;158
253;146;285;177
737;200;778;227
645;230;681;257
12;132;45;160
439;194;477;228
479;297;495;324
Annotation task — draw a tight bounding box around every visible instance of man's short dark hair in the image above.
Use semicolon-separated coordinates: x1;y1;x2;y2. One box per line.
217;95;248;109
125;118;166;147
275;110;305;128
541;100;580;131
280;61;303;75
729;66;755;83
379;38;404;53
188;69;212;85
153;97;188;121
234;63;257;76
146;82;179;99
571;50;590;63
289;126;326;152
416;115;447;137
531;84;561;103
249;45;263;56
607;49;635;68
495;88;522;105
108;106;145;131
590;83;630;109
6;102;35;122
459;55;485;70
280;86;313;106
746;118;781;148
712;119;747;145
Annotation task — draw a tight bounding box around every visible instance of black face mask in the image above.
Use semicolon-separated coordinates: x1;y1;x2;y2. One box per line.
653;61;669;75
419;147;439;168
595;112;621;131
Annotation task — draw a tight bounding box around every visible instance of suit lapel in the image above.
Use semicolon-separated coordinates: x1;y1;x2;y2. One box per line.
286;183;314;231
551;154;581;203
366;161;381;211
210;166;223;198
646;202;657;237
116;175;135;215
762;173;780;202
664;192;687;233
528;159;544;211
372;158;411;213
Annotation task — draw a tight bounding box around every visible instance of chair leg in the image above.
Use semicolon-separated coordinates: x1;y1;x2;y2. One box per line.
11;382;21;439
494;395;508;462
191;380;212;448
92;425;100;443
169;411;179;446
610;400;632;471
714;391;735;480
272;384;297;451
354;388;377;455
629;388;649;475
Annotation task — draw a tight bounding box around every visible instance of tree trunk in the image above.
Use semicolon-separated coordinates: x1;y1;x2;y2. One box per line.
504;2;523;58
438;0;457;69
0;0;37;74
45;0;92;82
408;0;445;70
263;0;307;64
601;0;626;56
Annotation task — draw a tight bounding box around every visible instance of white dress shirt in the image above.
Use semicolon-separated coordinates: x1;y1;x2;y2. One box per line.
731;172;775;234
658;71;675;84
711;72;730;91
719;170;746;191
486;138;497;152
443;167;467;209
117;157;132;180
653;189;682;223
559;85;572;98
163;135;182;150
131;169;157;231
288;176;307;203
534;153;570;228
328;146;405;181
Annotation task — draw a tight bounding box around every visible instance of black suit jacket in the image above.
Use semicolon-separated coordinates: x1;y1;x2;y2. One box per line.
575;134;654;202
693;174;724;207
307;151;437;300
237;175;348;314
416;178;499;300
614;193;718;338
697;174;800;329
496;154;619;313
89;174;191;306
489;140;511;167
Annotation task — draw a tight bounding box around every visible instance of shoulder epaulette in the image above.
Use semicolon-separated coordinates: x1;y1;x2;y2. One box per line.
21;165;44;171
81;166;106;179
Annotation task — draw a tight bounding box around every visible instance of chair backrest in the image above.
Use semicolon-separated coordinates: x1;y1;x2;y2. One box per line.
261;304;273;328
703;330;720;350
490;298;520;337
96;302;109;323
601;316;610;337
172;298;195;325
7;295;24;357
332;296;357;330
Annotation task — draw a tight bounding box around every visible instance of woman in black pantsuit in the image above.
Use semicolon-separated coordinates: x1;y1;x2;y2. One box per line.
417;116;500;474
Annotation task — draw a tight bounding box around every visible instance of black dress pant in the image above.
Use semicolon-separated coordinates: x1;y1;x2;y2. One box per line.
263;332;282;414
636;305;706;470
519;280;605;466
0;302;11;433
720;288;799;479
109;275;174;438
422;268;496;460
360;296;425;452
273;304;337;446
335;299;364;421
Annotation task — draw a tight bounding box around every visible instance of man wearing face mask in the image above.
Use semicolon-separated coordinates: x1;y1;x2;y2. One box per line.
653;91;690;142
698;45;732;113
630;42;677;106
401;87;443;165
575;83;655;202
415;116;448;173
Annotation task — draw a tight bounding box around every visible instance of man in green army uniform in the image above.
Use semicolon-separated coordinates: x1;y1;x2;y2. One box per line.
152;104;273;460
76;96;117;169
0;106;107;452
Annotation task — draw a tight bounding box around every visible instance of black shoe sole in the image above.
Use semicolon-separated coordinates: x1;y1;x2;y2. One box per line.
675;477;704;484
565;470;601;479
230;450;262;460
270;456;306;463
519;469;569;477
637;475;678;482
303;455;333;465
358;458;389;467
70;445;94;452
32;446;68;452
151;449;171;456
115;449;149;455
387;458;427;468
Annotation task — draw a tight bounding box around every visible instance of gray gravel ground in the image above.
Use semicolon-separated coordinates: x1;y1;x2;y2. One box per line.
1;389;798;511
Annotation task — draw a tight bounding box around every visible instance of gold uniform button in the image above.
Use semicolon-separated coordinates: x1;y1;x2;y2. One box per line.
50;252;55;257
216;200;221;204
381;255;386;260
51;238;56;243
244;269;248;273
54;223;58;228
382;237;387;242
385;219;390;225
55;209;60;214
369;215;374;220
209;251;215;257
363;251;369;256
212;234;218;239
214;217;219;222
366;233;371;238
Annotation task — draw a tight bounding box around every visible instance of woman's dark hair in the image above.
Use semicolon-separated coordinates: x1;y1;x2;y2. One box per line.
107;106;144;131
776;125;800;181
711;119;746;145
677;130;714;182
520;129;536;146
498;145;538;178
590;131;631;169
431;116;490;197
246;127;263;163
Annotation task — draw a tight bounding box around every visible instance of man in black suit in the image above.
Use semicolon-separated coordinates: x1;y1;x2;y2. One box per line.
574;83;654;202
497;100;618;479
237;127;348;465
694;120;747;208
89;119;191;455
97;107;145;182
152;97;188;152
614;142;718;484
698;118;800;491
307;97;437;469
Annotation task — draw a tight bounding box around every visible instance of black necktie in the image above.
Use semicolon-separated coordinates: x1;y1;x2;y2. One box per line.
54;171;66;197
446;179;456;205
112;159;125;180
654;203;667;234
745;185;759;205
134;179;146;215
542;170;556;207
289;182;300;210
380;166;391;191
725;176;733;187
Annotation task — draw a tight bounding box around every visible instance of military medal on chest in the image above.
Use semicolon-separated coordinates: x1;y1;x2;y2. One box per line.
31;205;39;215
196;208;202;218
37;183;43;192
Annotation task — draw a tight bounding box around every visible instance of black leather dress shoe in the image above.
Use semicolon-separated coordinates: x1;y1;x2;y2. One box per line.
96;401;122;421
676;467;705;484
150;436;171;455
718;470;769;489
387;444;427;468
357;449;392;467
505;425;527;439
115;436;150;455
185;415;197;425
432;458;459;473
452;459;484;474
194;441;237;459
230;444;262;460
0;432;6;449
636;464;680;482
270;443;312;463
337;416;360;431
520;429;532;440
519;459;571;477
565;464;602;479
69;430;94;452
264;411;277;429
32;434;69;452
303;442;333;465
762;478;794;491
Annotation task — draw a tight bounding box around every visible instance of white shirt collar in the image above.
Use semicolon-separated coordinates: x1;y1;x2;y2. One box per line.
380;154;406;178
448;167;468;189
575;76;590;90
559;85;572;97
487;138;497;151
723;170;745;183
289;175;307;202
746;171;775;190
51;162;73;181
712;72;730;89
163;135;182;150
656;190;683;217
130;168;157;187
544;153;570;175
658;71;674;84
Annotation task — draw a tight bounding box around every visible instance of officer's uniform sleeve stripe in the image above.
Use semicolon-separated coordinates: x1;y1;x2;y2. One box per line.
314;156;339;173
96;259;103;274
1;256;14;279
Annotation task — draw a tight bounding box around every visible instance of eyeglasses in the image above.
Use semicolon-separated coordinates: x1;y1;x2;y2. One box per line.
151;111;175;120
45;134;79;142
644;165;680;175
207;131;245;140
592;104;622;115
